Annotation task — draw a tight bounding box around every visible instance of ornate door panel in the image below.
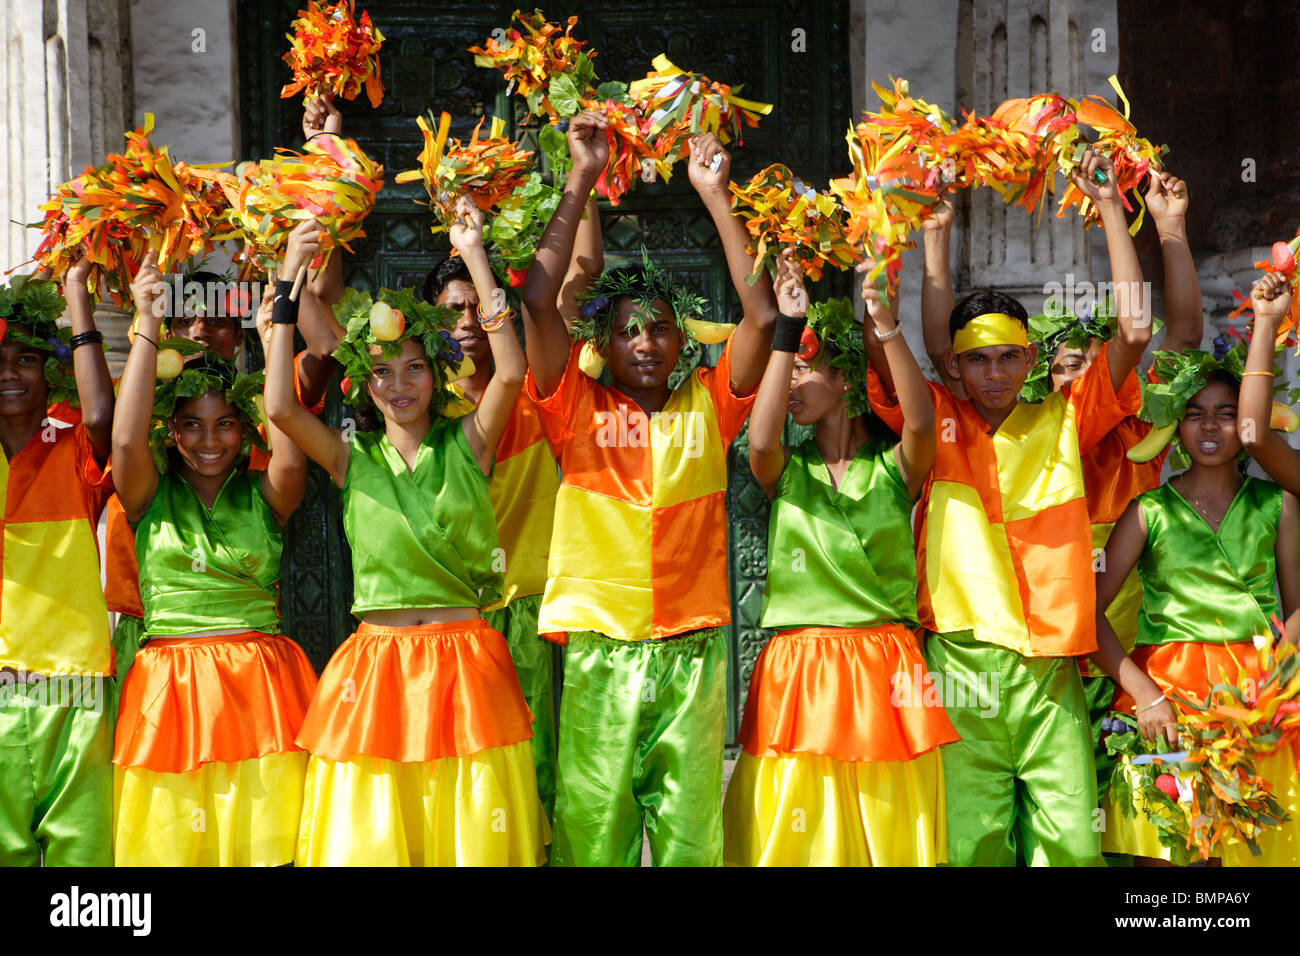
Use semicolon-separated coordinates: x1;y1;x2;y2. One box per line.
238;0;852;744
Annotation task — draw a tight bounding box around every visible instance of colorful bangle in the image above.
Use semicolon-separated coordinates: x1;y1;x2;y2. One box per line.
1242;370;1274;377
477;300;511;323
479;311;512;333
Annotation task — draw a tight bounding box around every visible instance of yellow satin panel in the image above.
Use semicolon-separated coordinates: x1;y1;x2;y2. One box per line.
540;488;653;640
926;480;1029;651
649;379;727;509
1;519;112;676
295;743;549;866
1102;748;1299;865
112;751;307;866
485;439;559;610
722;749;946;866
994;392;1084;522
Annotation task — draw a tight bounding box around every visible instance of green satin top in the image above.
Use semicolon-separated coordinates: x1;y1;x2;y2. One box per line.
343;419;502;615
135;469;282;637
760;436;919;630
1136;477;1282;647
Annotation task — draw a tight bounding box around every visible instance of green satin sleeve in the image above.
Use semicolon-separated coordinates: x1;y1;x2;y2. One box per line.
1135;477;1282;647
760;437;918;630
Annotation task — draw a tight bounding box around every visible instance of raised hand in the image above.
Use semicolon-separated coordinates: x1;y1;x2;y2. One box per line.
448;194;485;252
130;250;166;322
1145;169;1188;223
567;109;610;180
774;247;807;317
687;132;731;197
921;189;955;233
66;244;94;285
1251;271;1293;325
303;95;343;142
282;219;324;282
1071;146;1119;206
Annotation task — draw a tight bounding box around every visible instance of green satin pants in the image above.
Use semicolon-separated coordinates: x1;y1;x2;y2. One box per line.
552;627;726;867
923;633;1104;867
0;675;113;866
486;593;557;821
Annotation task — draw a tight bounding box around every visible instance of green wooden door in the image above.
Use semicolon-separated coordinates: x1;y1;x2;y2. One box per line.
237;0;852;744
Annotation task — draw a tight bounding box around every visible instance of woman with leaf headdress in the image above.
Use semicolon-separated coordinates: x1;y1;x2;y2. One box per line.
1092;327;1300;865
110;243;315;867
267;196;548;866
722;249;956;865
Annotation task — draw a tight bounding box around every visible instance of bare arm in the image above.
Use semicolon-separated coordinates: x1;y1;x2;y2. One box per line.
1072;149;1152;394
249;305;307;525
865;273;934;498
521;110;609;397
294;286;344;410
1088;499;1178;744
1148;173;1202;352
64;250;114;461
450;197;524;474
1238;274;1299;492
556;195;604;330
687;134;776;396
263;224;350;487
112;251;166;521
920;193;963;396
748;249;804;496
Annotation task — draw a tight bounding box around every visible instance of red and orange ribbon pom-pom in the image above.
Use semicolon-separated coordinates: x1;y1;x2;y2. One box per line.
1228;228;1300;345
731;164;861;283
28;114;232;306
280;0;385;108
394;112;535;232
1055;77;1165;232
628;54;772;172
578;98;663;206
219;133;383;274
469;10;596;121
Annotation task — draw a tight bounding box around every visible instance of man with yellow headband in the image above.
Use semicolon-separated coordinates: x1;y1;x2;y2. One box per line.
866;149;1150;865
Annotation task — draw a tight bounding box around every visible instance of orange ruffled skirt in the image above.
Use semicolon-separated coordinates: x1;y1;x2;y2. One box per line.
1104;641;1300;866
724;624;958;866
112;632;318;866
294;618;549;866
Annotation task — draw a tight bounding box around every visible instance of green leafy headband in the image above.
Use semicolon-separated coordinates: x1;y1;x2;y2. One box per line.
803;297;870;417
1138;346;1247;429
0;275;79;407
573;248;707;350
1019;297;1117;404
332;286;468;414
150;345;268;473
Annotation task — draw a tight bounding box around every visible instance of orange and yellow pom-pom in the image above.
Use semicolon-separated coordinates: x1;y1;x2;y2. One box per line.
730;164;861;282
1227;230;1300;346
469;11;595;121
219;133;383;273
628;54;772;170
280;0;385;108
394;112;534;232
577;98;664;207
26;114;233;305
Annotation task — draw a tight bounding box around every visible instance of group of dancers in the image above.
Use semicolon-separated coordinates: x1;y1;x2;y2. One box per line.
2;99;1298;868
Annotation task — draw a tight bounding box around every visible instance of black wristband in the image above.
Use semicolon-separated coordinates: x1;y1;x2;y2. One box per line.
772;312;807;352
69;330;103;350
271;280;299;325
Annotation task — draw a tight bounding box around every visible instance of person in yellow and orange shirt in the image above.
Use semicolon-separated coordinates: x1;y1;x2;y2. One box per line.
0;254;115;866
867;148;1156;865
914;170;1204;815
520;111;776;866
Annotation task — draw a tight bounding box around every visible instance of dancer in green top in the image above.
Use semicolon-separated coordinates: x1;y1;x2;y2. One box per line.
723;250;957;865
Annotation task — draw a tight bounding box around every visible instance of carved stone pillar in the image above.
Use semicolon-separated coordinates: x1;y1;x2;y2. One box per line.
957;0;1118;313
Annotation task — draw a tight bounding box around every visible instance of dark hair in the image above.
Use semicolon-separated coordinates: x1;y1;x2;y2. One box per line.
949;290;1030;340
422;256;472;305
1203;367;1242;393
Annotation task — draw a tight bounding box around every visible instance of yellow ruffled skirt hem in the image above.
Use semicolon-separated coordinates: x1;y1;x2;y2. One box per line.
113;751;307;866
722;749;946;866
295;741;551;866
1102;747;1300;866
